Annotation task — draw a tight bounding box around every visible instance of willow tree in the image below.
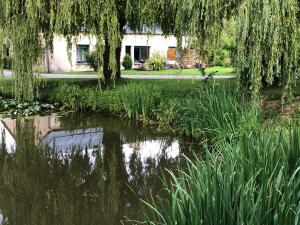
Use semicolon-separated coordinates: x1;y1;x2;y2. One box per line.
236;0;299;102
140;0;300;101
0;0;143;100
0;0;56;101
55;0;142;81
137;0;240;65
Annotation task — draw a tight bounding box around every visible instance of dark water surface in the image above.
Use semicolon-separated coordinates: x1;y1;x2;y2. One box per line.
0;112;201;225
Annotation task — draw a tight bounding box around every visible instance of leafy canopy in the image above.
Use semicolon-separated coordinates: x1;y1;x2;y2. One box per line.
0;0;299;102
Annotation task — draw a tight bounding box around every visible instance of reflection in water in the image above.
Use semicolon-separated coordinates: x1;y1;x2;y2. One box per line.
0;112;200;225
0;211;3;225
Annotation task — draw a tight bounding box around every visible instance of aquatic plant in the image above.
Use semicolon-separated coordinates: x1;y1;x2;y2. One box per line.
0;97;59;117
144;125;300;225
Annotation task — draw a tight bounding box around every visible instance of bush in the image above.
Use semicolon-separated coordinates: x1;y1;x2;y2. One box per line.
145;54;165;71
211;49;226;66
85;51;98;71
122;54;132;70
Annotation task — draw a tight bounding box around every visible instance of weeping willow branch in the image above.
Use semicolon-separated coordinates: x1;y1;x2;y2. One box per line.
236;0;299;102
55;0;123;81
1;0;299;102
0;0;56;101
140;0;239;62
0;29;4;74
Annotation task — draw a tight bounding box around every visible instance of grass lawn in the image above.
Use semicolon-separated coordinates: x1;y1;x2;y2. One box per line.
122;66;235;75
2;75;300;101
60;66;235;75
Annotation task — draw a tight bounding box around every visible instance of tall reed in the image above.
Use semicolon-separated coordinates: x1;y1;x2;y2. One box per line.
121;84;161;120
157;82;260;141
144;126;300;225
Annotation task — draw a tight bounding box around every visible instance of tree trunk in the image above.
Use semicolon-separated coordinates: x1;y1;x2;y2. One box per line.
103;40;122;81
115;45;121;79
103;39;112;81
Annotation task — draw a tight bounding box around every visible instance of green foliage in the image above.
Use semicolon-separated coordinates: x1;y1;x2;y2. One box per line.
0;77;13;98
235;0;299;102
53;83;123;112
51;80;256;141
85;51;98;71
145;54;165;71
145;125;300;225
0;97;58;117
157;83;259;140
122;54;133;70
210;19;236;67
141;0;299;102
54;84;87;109
0;0;143;99
211;49;226;66
120;84;161;119
3;56;12;70
0;0;55;101
1;0;299;104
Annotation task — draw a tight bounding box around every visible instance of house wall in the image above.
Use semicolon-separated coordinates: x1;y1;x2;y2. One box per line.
48;34;178;72
49;35;97;72
121;34;177;69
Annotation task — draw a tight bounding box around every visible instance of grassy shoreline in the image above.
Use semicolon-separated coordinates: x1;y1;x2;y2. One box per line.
1;77;298;138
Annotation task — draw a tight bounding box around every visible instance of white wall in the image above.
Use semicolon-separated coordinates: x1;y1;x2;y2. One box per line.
49;34;177;72
49;35;97;72
121;34;177;64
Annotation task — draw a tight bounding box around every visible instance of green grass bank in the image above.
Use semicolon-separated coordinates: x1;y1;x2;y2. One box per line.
1;77;300;139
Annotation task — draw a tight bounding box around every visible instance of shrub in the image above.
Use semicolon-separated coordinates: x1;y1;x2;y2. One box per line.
122;54;132;70
145;54;165;71
54;84;87;109
211;49;226;66
85;51;98;71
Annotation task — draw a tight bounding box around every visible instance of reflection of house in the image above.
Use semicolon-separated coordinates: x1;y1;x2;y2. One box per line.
0;115;180;175
47;28;198;72
0;116;103;151
0;211;3;225
41;128;103;151
0;115;60;149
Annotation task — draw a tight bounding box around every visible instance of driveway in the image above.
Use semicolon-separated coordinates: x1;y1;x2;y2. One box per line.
1;70;236;80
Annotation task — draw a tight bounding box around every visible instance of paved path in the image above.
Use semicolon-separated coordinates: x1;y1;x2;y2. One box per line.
1;70;236;80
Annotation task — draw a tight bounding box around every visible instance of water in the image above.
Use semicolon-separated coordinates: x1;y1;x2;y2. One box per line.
0;112;200;225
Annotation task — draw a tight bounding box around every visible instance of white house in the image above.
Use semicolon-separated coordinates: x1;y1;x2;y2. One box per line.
47;30;183;73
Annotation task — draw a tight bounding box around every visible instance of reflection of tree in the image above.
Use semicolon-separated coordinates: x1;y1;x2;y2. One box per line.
0;114;202;225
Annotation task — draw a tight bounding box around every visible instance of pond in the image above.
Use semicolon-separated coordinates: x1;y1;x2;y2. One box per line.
0;112;201;225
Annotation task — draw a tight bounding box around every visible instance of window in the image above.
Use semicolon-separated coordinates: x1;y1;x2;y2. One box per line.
125;46;131;56
134;46;150;63
76;45;89;63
